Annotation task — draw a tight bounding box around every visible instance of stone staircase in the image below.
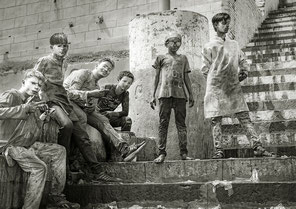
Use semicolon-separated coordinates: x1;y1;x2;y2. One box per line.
221;2;296;158
63;3;296;209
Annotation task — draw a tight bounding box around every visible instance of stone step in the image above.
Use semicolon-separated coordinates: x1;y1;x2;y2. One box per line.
251;34;296;42
65;181;296;207
222;109;296;124
252;32;296;41
67;157;296;184
244;42;296;52
223;146;296;157
246;52;296;63
253;29;296;38
247;68;296;77
267;11;296;19
242;74;296;86
258;25;296;33
244;90;296;102
249;60;296;71
222;120;296;135
221;132;296;148
264;16;296;24
244;46;296;56
247;37;296;47
280;2;296;8
269;7;296;14
261;21;296;28
241;82;296;94
246;99;296;111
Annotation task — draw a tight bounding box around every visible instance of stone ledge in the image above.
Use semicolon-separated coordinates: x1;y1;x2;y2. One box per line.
97;157;296;183
65;181;296;206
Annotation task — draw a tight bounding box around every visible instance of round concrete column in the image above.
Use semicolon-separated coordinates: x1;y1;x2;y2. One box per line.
129;10;213;160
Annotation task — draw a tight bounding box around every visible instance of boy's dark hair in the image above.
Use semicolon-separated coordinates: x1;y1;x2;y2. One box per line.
98;58;115;69
23;69;46;83
50;33;68;45
117;71;134;82
212;13;231;31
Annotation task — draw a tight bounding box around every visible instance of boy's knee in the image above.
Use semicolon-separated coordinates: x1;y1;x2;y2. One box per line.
63;120;73;131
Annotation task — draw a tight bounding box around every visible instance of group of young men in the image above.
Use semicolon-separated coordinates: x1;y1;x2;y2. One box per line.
0;12;275;209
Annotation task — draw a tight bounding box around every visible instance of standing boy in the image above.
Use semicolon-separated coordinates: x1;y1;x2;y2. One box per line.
201;13;274;158
0;69;79;209
97;70;134;132
151;32;195;163
34;33;119;181
64;59;146;162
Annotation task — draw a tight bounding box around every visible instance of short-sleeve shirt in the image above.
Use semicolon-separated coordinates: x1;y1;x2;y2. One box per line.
63;69;98;109
33;54;72;113
153;54;190;99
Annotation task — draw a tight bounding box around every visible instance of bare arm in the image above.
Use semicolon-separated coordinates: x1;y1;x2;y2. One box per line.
201;46;212;79
184;56;194;108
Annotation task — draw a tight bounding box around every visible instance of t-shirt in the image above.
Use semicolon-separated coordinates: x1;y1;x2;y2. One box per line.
34;54;72;113
63;68;98;110
97;84;129;117
153;53;190;99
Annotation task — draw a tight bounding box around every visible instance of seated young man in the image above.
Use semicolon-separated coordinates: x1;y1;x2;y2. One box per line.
0;69;79;209
97;71;134;132
63;59;145;162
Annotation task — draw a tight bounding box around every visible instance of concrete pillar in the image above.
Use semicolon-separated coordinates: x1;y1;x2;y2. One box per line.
129;10;213;160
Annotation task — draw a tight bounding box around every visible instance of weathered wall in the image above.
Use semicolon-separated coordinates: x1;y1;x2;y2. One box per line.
0;0;158;62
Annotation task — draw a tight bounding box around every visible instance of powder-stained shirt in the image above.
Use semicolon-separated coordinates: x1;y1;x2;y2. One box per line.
153;54;190;99
0;89;42;150
97;84;129;117
201;35;249;118
34;54;72;114
63;69;98;111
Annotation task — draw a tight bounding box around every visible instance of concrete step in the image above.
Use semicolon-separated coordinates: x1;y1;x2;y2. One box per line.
264;16;296;24
242;74;296;86
244;90;296;102
65;181;296;207
244;47;296;57
246;99;296;111
244;43;296;52
249;60;296;71
222;120;296;135
268;11;296;19
241;82;296;94
258;25;296;33
222;109;296;124
247;52;296;63
261;21;296;28
221;133;296;149
247;68;296;77
247;37;296;47
252;32;296;41
253;29;296;38
68;158;296;184
269;7;296;14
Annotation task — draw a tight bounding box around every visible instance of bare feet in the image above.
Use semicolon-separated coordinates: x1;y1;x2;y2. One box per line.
154;154;165;164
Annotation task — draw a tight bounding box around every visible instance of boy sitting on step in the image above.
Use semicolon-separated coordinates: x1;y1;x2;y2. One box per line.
97;71;134;132
151;32;195;163
0;69;79;209
201;12;275;158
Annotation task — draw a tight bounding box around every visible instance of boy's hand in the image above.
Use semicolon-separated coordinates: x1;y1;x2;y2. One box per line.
150;97;156;110
189;95;195;108
105;111;119;119
26;101;47;113
87;89;108;98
